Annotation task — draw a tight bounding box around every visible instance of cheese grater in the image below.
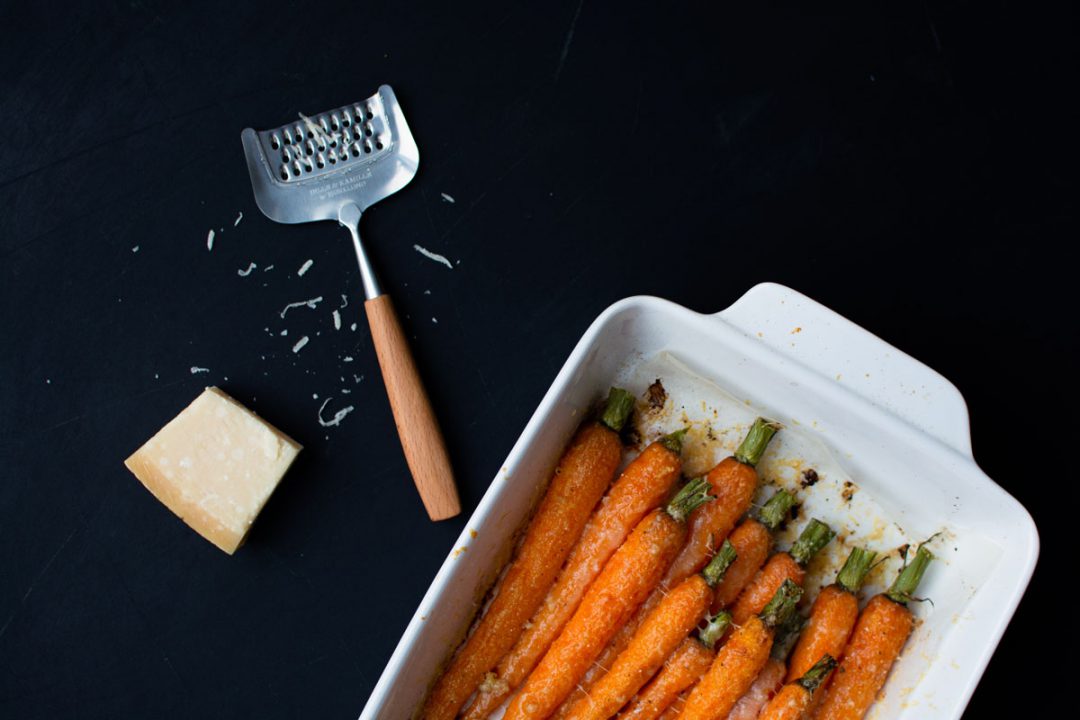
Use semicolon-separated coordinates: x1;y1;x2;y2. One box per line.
240;85;460;521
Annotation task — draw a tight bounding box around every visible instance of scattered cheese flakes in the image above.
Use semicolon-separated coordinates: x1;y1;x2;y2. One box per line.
234;212;243;227
190;366;210;374
264;264;275;272
354;374;364;383
132;245;140;253
441;192;456;203
237;262;257;277
339;294;348;308
298;259;314;276
432;317;438;324
154;373;159;379
292;336;310;353
206;229;215;251
343;356;354;363
341;388;351;394
424;289;431;295
317;397;355;428
350;323;357;331
279;296;323;318
332;309;341;330
46;378;51;384
413;244;454;269
313;393;319;399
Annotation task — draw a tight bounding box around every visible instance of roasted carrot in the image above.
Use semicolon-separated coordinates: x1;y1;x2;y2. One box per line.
679;579;804;720
461;430;687;720
421;388;634;720
502;477;714;720
619;630;723;720
712;490;795;612
563;542;738;720
724;658;787;720
759;655;837;720
815;545;934;720
730;518;835;624
567;419;780;712
786;547;876;684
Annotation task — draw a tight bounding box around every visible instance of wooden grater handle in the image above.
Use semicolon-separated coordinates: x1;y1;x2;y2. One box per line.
364;295;461;521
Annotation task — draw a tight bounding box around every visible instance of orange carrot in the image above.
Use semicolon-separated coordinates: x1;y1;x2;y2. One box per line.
730;518;835;625
619;635;719;720
759;655;837;720
786;547;876;684
724;658;787;720
502;477;714;720
566;419;780;712
815;545;934;720
421;389;634;720
461;432;686;720
658;699;684;720
711;488;796;612
563;542;738;720
679;579;803;720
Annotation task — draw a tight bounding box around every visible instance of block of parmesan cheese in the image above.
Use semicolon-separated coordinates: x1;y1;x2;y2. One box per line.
125;387;302;554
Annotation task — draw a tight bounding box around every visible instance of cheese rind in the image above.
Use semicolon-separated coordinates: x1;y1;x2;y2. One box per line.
125;387;302;554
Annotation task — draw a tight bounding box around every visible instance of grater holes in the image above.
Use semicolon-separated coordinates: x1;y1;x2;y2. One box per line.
342;113;351;128
316;153;326;169
294;126;304;143
304;159;313;173
292;160;302;176
270;133;281;150
363;124;373;137
375;139;384;150
330;115;340;131
350;144;360;157
305;140;315;156
280;165;290;180
363;142;372;153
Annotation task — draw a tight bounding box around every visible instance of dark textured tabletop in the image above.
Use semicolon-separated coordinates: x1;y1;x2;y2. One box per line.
1;1;1073;717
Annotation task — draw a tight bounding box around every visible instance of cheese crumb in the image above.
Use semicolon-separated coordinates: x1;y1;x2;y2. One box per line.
441;192;456;203
190;367;210;374
292;336;309;353
279;296;323;318
413;244;454;269
332;310;341;330
234;212;243;227
297;259;314;276
237;262;257;277
317;397;355;428
132;245;140;253
206;229;215;251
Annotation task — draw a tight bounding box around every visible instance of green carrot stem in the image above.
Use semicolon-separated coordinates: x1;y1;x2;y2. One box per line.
665;476;713;522
789;519;835;567
759;578;803;629
599;387;635;433
757;489;797;531
699;611;733;650
797;654;837;693
702;540;738;587
733;418;781;467
886;545;934;605
659;427;689;454
835;547;877;595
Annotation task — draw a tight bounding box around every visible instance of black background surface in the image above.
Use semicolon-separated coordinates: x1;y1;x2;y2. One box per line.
1;1;1075;718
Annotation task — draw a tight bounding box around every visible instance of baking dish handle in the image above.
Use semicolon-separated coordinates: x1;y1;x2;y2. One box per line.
715;282;973;458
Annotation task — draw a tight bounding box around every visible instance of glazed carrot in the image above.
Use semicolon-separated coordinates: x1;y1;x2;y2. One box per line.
759;655;837;720
712;490;796;612
665;419;781;586
502;477;714;720
461;431;687;720
724;658;787;720
563;542;738;720
568;419;780;712
619;631;723;720
815;545;934;720
421;388;634;720
658;700;684;720
730;518;835;624
679;579;803;720
786;547;876;683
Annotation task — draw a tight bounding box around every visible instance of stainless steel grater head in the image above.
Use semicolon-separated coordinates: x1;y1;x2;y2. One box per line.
240;84;419;226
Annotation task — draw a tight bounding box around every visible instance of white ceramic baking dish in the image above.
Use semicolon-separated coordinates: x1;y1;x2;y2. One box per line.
360;282;1039;720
